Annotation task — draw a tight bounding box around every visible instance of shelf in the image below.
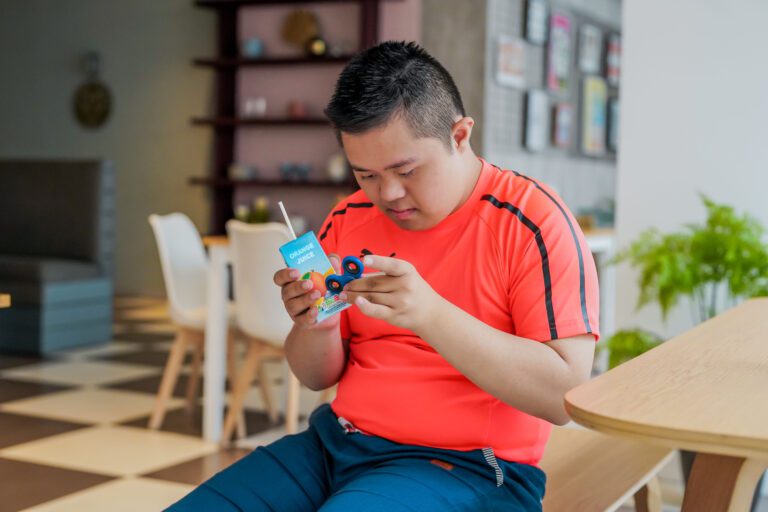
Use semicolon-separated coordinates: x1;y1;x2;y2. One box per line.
196;0;370;8
190;177;355;188
193;55;355;68
191;117;330;127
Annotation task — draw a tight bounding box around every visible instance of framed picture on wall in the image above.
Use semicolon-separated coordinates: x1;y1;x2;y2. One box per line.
606;34;622;87
546;12;572;95
495;35;526;89
581;76;607;156
552;103;574;149
524;90;549;152
578;24;603;74
607;98;620;152
524;0;548;45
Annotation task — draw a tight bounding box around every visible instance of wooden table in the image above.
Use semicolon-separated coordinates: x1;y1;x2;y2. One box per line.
565;298;768;511
0;294;10;308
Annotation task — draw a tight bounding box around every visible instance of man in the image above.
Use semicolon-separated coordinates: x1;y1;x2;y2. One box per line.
169;41;599;512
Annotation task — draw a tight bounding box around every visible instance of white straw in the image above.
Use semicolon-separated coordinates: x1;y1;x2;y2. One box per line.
278;201;297;239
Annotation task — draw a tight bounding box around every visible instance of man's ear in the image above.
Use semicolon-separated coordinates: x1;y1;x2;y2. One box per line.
451;117;475;152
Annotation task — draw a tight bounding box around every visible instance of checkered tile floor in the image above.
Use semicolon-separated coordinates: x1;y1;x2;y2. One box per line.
0;297;326;511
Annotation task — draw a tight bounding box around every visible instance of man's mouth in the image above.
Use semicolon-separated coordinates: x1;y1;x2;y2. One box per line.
388;208;417;220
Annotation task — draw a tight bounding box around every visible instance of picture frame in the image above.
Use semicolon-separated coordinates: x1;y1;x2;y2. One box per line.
524;0;549;46
581;76;607;156
607;98;620;152
606;33;621;87
552;103;574;149
524;90;550;152
495;35;526;89
578;24;603;74
546;12;573;95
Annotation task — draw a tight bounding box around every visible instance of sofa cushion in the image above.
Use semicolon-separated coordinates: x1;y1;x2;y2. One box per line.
0;255;100;282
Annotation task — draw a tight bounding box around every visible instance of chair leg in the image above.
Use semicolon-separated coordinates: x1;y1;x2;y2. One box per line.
185;338;203;412
285;370;301;435
226;332;247;439
257;358;279;424
318;385;336;407
149;329;190;429
634;476;663;512
221;341;262;445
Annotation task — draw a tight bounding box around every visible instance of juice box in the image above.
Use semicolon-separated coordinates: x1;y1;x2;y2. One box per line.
279;231;351;323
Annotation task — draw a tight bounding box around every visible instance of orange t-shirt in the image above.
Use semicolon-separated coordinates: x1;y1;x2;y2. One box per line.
318;159;600;465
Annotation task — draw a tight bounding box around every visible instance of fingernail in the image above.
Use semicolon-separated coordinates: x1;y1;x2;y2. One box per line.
289;270;300;279
302;280;312;290
356;296;367;305
311;291;321;299
363;256;372;265
339;292;347;301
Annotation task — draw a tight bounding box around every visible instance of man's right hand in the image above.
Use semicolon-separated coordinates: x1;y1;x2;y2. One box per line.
273;254;342;330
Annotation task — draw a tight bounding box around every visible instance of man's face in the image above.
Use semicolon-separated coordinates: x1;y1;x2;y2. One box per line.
341;116;464;231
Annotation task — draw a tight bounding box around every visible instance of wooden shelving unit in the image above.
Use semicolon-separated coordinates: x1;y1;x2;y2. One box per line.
191;0;387;233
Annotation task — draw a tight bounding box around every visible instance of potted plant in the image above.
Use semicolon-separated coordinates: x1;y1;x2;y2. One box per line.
606;195;768;505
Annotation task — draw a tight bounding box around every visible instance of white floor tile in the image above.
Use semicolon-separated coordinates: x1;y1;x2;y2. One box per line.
0;360;160;386
0;388;180;424
0;425;217;477
20;477;194;512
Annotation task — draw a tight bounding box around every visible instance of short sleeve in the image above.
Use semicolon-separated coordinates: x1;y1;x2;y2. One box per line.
318;207;351;340
508;210;600;343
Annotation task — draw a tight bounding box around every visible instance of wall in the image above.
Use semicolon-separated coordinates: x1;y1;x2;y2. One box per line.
421;0;487;155
616;0;768;338
483;0;621;216
0;0;214;297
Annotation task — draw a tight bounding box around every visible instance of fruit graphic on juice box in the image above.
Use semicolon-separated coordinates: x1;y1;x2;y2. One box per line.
302;271;327;296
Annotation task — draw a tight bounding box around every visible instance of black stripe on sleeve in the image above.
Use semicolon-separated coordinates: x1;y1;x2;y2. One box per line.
481;194;558;340
319;202;375;241
511;171;593;335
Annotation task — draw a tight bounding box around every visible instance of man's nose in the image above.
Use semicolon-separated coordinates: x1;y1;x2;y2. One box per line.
379;176;406;203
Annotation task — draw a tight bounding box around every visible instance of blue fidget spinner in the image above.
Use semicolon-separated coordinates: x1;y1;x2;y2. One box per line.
325;256;364;295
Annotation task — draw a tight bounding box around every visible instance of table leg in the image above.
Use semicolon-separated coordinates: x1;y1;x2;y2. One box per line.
203;245;229;442
681;453;766;512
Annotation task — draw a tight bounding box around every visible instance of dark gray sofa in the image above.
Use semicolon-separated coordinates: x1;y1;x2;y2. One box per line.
0;160;115;354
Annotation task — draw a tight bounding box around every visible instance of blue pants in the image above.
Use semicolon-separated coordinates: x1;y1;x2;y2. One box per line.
167;404;546;511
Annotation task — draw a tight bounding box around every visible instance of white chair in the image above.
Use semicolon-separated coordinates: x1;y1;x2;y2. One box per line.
221;220;302;443
148;213;241;431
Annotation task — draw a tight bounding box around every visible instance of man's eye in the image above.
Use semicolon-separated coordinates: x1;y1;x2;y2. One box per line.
360;174;376;180
399;169;415;177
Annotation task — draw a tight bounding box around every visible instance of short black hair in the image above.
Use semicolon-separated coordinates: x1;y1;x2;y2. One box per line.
325;41;465;149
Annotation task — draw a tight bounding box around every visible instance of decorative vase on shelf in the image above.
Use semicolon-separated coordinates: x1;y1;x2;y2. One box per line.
242;38;265;58
327;152;349;183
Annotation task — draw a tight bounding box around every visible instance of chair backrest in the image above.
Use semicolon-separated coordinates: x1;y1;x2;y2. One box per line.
148;213;207;322
226;220;293;345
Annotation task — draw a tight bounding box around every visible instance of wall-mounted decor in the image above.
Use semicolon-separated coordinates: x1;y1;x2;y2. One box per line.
607;98;620;152
581;76;607;156
552;103;574;149
73;52;112;129
606;34;622;87
578;24;603;74
524;0;548;45
495;35;526;89
546;12;572;95
524;90;549;152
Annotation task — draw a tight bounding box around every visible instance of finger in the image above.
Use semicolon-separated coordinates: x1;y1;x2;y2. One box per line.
342;274;398;294
328;253;342;274
286;290;323;317
361;255;411;277
274;267;301;287
294;307;319;328
340;290;397;308
281;279;314;302
353;296;392;320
